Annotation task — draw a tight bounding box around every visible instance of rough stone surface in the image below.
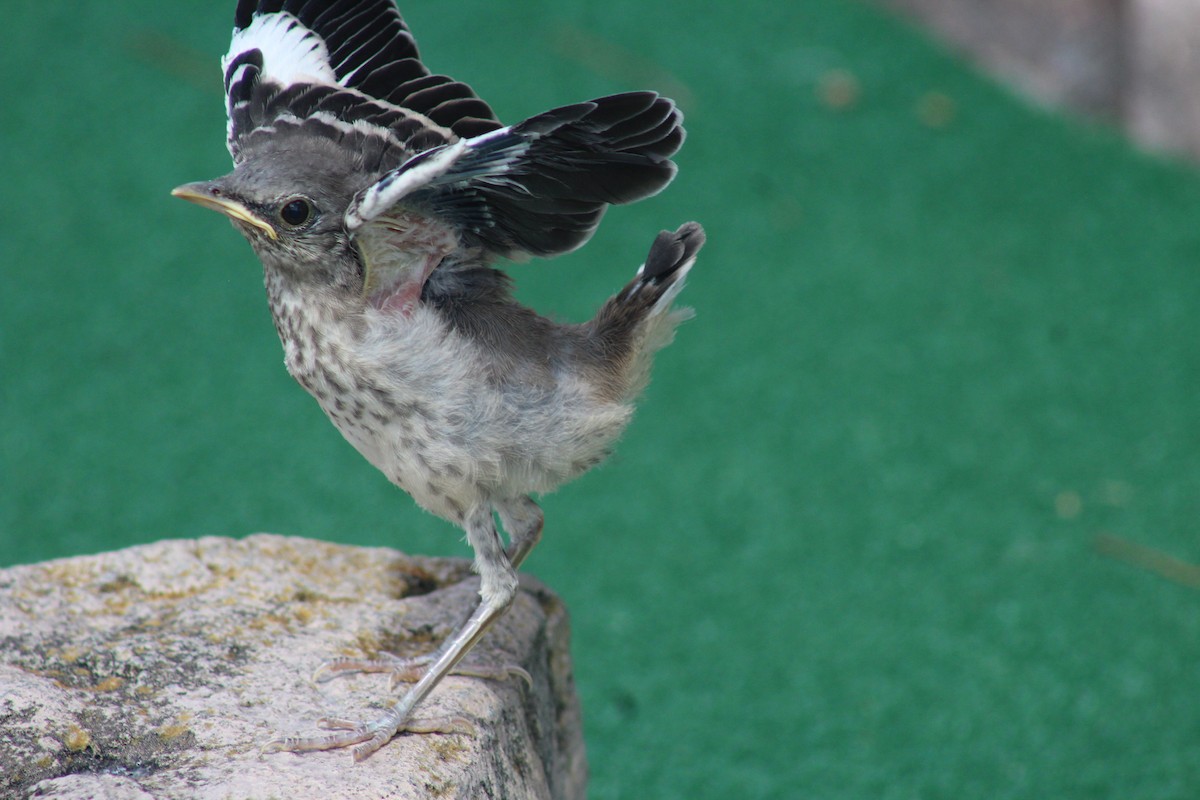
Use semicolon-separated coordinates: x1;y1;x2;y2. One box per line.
0;535;587;799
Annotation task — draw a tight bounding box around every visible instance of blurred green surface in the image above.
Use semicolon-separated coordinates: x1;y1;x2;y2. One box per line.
4;1;1199;797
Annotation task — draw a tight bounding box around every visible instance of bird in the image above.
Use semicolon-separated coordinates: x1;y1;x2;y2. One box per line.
173;0;704;761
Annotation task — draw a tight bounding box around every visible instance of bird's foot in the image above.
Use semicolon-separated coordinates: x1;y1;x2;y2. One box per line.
262;707;475;761
263;654;529;761
314;651;532;690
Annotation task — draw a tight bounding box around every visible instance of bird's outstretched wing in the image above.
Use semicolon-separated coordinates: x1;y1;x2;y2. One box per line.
223;0;685;264
223;0;502;164
348;91;685;259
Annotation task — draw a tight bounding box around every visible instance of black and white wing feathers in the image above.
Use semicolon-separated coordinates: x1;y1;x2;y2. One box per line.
222;1;685;263
349;91;685;259
223;0;501;163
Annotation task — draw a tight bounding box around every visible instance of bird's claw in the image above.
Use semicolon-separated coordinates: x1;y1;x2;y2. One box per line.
313;651;532;689
266;649;523;760
312;653;434;684
262;713;475;761
447;663;534;690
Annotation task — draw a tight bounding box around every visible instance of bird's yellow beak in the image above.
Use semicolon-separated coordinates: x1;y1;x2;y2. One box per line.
171;182;277;240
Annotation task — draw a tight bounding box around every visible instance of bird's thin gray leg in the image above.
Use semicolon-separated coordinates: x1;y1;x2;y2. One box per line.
312;496;544;688
263;505;521;761
498;496;544;569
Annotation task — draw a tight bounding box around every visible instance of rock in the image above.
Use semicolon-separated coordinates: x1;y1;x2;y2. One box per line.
1127;0;1200;159
0;534;587;799
878;0;1125;118
876;0;1200;160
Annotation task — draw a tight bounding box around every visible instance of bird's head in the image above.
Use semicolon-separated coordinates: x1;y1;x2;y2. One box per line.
173;135;376;293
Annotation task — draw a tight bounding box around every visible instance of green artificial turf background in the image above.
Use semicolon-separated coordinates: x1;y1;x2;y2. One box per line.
4;1;1199;796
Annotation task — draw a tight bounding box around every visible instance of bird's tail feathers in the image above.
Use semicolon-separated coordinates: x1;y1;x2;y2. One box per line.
588;222;702;396
626;221;705;317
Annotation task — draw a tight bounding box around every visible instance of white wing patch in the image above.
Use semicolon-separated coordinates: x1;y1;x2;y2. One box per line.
345;126;525;231
347;138;472;230
223;12;337;90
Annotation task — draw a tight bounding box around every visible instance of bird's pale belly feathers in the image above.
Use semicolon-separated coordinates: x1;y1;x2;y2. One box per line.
272;286;631;522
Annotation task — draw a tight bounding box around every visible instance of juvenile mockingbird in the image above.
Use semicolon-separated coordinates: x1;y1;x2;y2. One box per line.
174;0;704;760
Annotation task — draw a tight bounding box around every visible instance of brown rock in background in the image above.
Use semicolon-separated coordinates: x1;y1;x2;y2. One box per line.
875;0;1200;160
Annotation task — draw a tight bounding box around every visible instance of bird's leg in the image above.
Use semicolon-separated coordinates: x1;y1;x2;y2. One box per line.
263;505;522;761
498;496;544;569
312;497;545;688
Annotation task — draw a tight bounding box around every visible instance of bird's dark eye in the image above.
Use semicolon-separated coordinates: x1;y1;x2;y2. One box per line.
279;198;314;228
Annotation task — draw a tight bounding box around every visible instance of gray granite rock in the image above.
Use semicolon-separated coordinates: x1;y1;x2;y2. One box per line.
0;534;586;799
